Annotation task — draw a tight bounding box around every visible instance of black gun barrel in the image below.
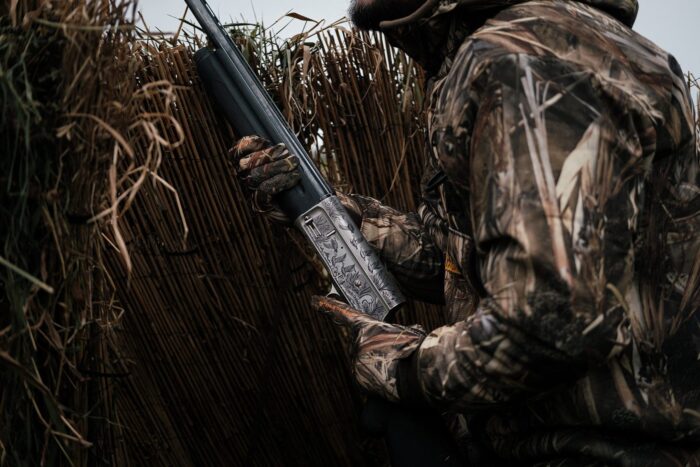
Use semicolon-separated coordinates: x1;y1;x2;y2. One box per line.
188;6;331;221
194;48;267;137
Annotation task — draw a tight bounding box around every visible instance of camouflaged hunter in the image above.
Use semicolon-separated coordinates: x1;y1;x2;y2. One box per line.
234;0;700;464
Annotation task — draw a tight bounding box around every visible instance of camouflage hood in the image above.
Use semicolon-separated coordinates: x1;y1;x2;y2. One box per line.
378;0;639;72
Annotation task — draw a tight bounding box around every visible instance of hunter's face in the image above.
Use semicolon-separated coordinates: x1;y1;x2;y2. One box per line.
349;0;425;30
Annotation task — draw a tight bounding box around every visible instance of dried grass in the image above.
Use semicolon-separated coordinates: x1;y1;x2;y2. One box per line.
1;1;140;464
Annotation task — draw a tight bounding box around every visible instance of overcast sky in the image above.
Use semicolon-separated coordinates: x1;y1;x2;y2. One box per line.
138;0;700;76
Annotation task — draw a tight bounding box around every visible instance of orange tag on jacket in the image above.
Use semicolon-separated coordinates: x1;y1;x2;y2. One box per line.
445;255;461;275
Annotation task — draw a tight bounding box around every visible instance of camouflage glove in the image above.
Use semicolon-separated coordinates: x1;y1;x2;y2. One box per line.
311;296;427;404
231;136;366;226
229;135;301;224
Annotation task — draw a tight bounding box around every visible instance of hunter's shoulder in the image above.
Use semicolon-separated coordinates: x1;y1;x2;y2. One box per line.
475;1;680;82
446;0;689;114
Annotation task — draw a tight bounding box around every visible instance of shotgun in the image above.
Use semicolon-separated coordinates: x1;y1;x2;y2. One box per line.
184;0;405;320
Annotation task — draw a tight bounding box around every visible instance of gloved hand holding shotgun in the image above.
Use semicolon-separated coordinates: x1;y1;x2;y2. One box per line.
231;136;428;404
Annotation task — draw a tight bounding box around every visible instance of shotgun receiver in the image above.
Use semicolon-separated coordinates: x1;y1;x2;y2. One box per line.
185;0;405;320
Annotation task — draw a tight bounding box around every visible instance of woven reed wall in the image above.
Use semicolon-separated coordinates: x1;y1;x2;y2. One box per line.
100;30;443;466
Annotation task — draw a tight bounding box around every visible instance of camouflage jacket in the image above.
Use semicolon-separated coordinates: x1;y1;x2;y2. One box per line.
341;0;700;464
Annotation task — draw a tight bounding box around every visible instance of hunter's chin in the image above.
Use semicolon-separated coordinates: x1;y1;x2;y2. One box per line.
348;0;422;30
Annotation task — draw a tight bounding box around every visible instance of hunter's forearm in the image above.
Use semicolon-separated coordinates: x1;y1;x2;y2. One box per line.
337;192;445;304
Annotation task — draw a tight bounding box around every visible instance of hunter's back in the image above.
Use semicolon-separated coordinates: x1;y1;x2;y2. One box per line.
427;0;700;463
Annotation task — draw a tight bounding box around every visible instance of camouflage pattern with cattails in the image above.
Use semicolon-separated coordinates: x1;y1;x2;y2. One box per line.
337;0;700;464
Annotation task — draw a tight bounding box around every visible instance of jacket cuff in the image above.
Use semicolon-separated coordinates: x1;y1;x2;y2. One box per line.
396;349;430;408
335;192;364;226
